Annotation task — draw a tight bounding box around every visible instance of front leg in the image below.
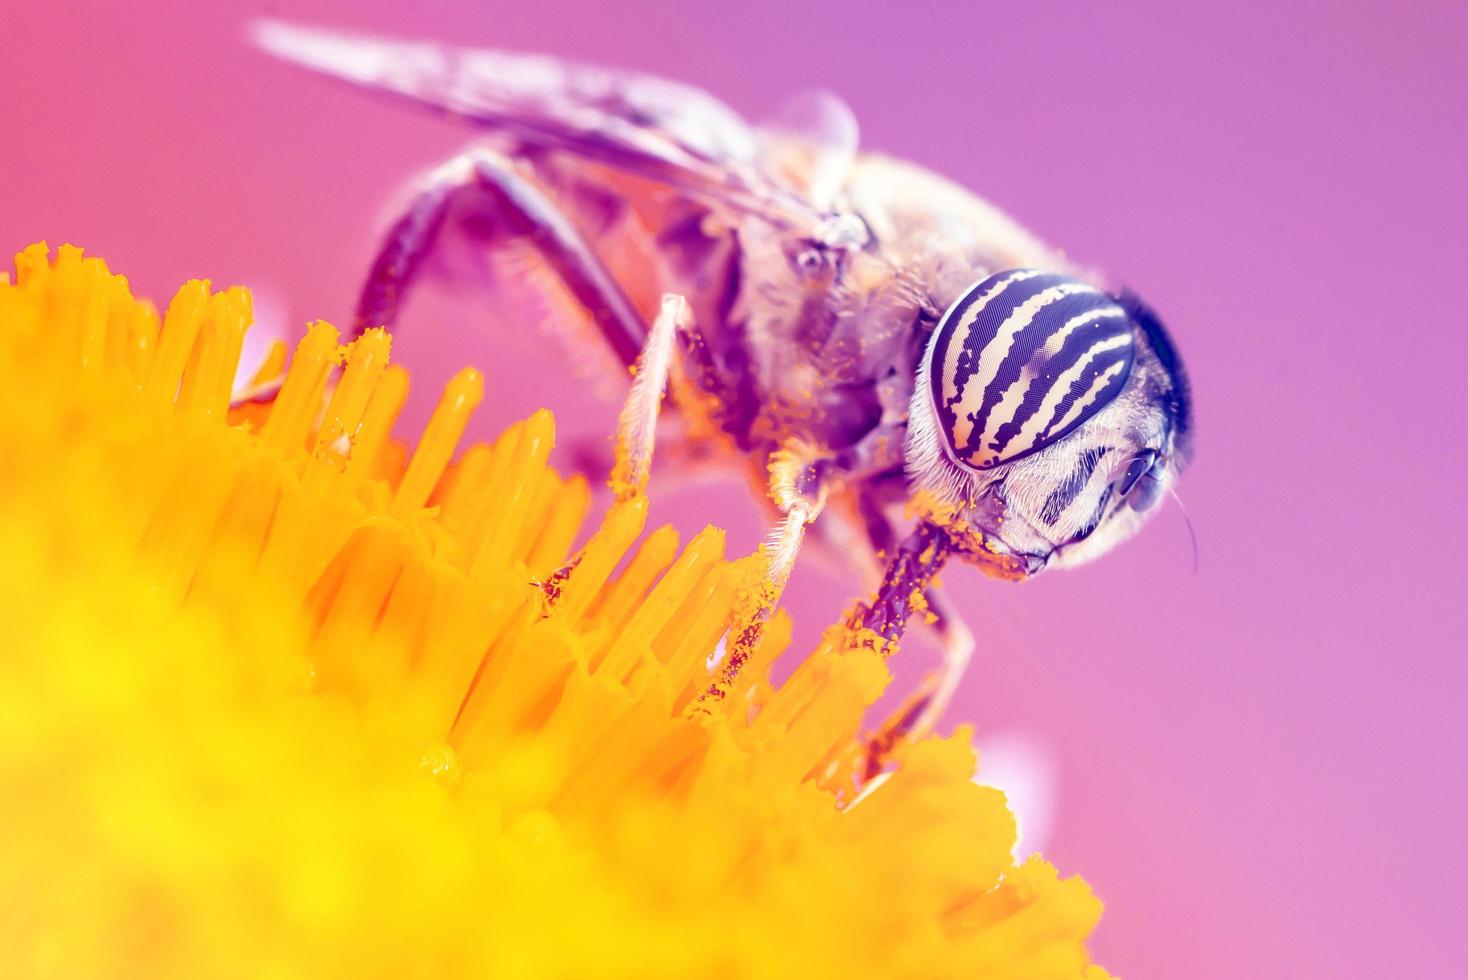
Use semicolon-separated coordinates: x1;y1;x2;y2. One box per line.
354;147;648;366
845;497;976;733
849;518;978;779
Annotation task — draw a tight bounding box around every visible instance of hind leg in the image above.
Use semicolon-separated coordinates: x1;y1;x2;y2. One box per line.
353;148;649;365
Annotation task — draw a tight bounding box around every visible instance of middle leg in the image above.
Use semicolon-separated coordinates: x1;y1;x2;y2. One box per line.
691;444;830;711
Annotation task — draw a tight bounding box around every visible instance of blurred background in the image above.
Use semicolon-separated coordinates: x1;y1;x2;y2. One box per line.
3;1;1464;976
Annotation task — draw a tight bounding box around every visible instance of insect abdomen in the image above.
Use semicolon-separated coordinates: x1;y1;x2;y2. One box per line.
929;270;1135;469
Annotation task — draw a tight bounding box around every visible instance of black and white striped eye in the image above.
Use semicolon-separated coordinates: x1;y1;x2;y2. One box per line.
922;270;1136;471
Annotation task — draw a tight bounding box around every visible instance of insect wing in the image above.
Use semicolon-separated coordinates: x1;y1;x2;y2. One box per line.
757;90;860;212
253;20;824;228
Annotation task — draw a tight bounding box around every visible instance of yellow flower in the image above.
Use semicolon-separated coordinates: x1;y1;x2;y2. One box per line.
0;243;1112;979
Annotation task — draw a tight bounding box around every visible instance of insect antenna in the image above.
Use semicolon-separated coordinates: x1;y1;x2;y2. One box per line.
1169;485;1201;574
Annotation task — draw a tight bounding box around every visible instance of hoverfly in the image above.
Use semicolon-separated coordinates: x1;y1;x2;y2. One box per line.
253;21;1194;749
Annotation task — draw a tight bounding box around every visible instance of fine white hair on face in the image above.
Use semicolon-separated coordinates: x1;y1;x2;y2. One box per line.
906;307;985;505
905;330;957;496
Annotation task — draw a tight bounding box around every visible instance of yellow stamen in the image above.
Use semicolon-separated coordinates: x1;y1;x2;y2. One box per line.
0;243;1112;979
392;365;484;515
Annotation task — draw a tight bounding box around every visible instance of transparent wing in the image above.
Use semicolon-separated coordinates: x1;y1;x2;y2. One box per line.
758;90;860;213
253;20;825;228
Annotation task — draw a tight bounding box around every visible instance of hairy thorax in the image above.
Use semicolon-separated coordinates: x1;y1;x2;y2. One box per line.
726;155;1072;469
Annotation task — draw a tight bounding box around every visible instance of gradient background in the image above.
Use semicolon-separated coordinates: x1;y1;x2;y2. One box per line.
3;1;1464;976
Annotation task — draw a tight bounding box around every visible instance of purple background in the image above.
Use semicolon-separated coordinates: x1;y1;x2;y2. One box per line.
4;2;1463;976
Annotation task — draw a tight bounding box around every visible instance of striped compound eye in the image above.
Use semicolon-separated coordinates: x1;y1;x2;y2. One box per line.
925;270;1135;470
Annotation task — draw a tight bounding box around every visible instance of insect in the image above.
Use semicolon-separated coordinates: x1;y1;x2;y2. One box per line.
254;21;1193;754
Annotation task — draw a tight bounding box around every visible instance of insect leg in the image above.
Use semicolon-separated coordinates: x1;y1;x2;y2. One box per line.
560;423;727;490
852;502;975;742
691;446;829;712
904;586;976;739
855;520;952;647
611;294;689;501
693;501;815;712
353;148;648;365
843;520;970;779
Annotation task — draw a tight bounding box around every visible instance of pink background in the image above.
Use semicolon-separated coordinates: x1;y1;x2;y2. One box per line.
4;2;1463;976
